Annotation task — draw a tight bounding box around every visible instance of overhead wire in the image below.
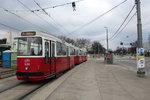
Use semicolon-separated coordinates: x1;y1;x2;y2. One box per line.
3;8;46;31
17;0;50;24
0;0;83;12
33;0;69;34
0;0;82;35
110;12;136;41
109;5;135;40
0;0;133;40
66;0;128;36
0;22;21;31
17;0;63;34
32;0;83;11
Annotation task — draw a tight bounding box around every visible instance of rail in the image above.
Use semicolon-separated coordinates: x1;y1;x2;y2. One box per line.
0;68;16;79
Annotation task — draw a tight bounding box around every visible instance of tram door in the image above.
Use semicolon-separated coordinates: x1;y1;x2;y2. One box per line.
45;40;51;75
50;41;55;74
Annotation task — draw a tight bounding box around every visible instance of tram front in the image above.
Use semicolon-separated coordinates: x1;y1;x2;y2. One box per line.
16;31;44;81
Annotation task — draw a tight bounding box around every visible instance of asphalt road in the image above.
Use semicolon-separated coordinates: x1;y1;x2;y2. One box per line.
114;55;150;74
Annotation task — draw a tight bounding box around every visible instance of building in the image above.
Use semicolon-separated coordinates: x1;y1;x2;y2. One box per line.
143;42;150;56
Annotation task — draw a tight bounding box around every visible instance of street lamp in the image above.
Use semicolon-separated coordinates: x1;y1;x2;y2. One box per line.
104;27;109;53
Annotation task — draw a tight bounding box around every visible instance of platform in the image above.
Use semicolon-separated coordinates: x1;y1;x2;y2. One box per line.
29;58;150;100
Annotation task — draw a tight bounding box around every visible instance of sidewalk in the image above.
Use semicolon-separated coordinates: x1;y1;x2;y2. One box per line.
31;58;150;100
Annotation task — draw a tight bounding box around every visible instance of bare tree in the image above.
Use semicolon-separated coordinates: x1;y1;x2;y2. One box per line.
58;36;105;54
90;41;105;54
58;36;91;50
75;38;91;49
58;36;75;45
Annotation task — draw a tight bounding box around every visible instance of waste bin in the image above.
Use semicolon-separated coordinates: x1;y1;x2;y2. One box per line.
105;54;113;64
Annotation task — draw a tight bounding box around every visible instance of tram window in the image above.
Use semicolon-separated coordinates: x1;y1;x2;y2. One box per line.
56;42;62;56
74;49;76;55
52;43;55;57
70;47;75;55
56;42;67;56
76;50;79;56
81;51;83;56
45;42;49;63
62;44;67;55
31;48;35;55
75;50;78;56
79;50;81;56
79;50;81;55
18;37;42;56
67;47;69;56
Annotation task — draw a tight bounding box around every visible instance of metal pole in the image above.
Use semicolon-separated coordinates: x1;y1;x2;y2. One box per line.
104;27;109;64
106;28;109;52
104;27;109;52
135;0;145;76
135;0;143;48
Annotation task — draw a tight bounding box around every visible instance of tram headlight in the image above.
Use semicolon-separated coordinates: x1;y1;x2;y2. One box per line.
25;67;29;70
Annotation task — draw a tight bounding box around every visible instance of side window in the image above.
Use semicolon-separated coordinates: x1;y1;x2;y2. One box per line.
76;50;79;56
67;46;69;56
81;51;83;56
74;49;76;55
52;43;55;57
45;42;49;63
75;50;78;56
70;47;75;56
56;42;62;56
62;44;67;55
79;50;82;56
56;42;67;56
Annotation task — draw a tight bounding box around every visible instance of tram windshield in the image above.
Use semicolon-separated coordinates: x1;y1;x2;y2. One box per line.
17;37;42;56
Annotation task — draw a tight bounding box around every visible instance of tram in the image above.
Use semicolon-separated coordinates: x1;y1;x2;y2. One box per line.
15;31;87;81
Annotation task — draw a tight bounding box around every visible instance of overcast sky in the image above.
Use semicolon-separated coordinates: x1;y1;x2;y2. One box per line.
0;0;149;50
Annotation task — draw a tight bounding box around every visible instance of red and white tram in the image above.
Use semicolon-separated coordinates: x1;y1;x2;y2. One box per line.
16;31;87;81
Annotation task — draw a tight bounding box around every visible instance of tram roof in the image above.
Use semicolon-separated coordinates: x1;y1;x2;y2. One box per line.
17;30;62;42
16;30;87;51
32;30;61;42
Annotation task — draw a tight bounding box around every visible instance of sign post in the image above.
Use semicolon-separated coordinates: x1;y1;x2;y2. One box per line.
137;48;145;77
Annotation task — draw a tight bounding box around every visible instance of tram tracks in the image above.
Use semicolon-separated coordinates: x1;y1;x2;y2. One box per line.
0;79;52;100
0;63;84;99
0;69;74;100
18;81;49;100
0;81;25;93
